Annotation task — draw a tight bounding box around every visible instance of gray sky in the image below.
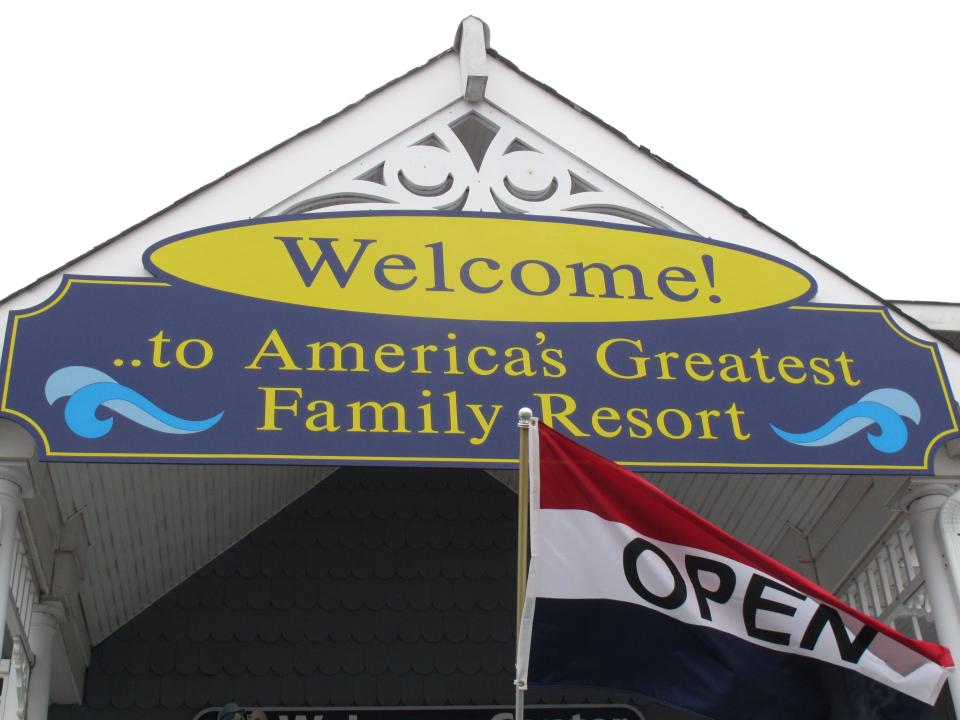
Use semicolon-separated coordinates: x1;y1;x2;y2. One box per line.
2;1;958;302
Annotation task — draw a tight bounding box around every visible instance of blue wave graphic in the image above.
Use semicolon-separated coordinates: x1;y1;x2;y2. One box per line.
45;366;223;439
770;388;921;454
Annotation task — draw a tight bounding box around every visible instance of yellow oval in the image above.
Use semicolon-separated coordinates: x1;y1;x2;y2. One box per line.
145;214;815;322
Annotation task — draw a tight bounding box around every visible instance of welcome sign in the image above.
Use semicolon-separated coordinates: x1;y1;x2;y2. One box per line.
1;212;956;472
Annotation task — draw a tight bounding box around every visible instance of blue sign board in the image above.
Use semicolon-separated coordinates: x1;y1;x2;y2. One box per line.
1;213;956;473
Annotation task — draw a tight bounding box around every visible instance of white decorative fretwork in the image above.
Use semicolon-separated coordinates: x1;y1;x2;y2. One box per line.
263;102;692;234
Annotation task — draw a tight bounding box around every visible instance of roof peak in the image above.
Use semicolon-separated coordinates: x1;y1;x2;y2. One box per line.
454;16;491;102
453;15;490;51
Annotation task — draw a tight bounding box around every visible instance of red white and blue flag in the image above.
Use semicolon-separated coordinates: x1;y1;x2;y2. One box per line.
516;422;953;720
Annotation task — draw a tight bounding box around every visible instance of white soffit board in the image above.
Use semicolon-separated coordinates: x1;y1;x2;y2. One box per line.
650;472;846;557
51;462;330;644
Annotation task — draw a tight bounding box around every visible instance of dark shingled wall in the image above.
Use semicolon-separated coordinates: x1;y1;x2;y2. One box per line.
51;467;682;720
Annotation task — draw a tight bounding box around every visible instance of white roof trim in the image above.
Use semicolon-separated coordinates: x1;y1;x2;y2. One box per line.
894;303;960;333
456;16;490;102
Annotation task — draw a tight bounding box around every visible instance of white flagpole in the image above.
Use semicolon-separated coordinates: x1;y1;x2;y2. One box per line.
515;407;533;720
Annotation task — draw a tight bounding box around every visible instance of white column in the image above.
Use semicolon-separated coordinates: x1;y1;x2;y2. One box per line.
0;476;23;638
904;482;960;715
25;603;65;720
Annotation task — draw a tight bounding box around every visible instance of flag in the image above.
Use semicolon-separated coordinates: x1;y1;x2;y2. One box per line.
515;422;953;720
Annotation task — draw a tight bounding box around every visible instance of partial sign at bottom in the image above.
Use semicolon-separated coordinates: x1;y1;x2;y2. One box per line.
193;705;644;720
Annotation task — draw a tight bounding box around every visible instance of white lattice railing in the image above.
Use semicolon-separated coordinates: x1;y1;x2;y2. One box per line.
0;520;39;720
838;520;933;641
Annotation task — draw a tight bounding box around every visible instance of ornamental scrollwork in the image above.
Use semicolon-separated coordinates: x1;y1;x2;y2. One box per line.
270;105;685;232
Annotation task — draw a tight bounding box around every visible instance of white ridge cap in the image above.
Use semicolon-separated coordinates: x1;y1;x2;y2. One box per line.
455;16;490;102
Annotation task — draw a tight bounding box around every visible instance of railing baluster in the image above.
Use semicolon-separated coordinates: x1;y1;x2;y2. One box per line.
899;525;917;581
856;572;872;614
887;537;906;593
867;565;884;617
836;521;936;643
876;546;895;606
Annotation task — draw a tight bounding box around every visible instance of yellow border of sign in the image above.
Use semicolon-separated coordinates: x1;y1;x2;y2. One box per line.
2;280;958;471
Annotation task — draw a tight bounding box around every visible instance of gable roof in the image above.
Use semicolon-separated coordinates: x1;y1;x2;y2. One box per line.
3;24;956;378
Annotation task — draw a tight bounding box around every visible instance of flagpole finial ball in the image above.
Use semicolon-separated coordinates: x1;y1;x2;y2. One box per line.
518;407;534;427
